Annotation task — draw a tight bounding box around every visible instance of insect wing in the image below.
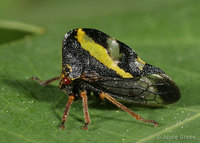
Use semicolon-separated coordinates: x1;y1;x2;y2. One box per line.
81;72;180;105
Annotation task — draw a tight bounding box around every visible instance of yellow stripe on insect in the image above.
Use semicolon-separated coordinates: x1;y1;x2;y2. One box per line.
76;29;133;78
137;57;145;65
135;56;146;70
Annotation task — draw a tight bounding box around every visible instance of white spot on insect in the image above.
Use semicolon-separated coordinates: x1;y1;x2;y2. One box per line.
151;74;163;79
64;30;73;39
135;58;145;70
140;76;153;87
107;38;122;61
64;33;70;39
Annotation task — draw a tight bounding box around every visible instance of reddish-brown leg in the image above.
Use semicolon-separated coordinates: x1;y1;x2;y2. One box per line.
80;91;91;130
99;92;158;127
31;76;60;86
60;95;75;130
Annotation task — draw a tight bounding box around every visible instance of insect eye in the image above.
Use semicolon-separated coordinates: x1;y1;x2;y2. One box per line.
63;77;71;85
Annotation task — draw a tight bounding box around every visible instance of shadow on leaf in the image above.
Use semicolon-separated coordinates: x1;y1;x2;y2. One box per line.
0;28;33;45
2;77;165;127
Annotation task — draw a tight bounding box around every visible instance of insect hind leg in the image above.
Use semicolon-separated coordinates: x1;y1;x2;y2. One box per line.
99;92;159;127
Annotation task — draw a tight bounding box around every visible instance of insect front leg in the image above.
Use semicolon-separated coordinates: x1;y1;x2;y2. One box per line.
31;76;60;86
99;92;159;127
60;95;75;129
80;91;91;130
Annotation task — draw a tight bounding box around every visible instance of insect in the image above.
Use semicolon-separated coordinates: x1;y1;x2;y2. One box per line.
31;28;181;130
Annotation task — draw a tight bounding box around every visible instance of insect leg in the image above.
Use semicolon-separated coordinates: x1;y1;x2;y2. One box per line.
31;76;60;86
80;91;91;130
99;92;159;127
60;95;75;129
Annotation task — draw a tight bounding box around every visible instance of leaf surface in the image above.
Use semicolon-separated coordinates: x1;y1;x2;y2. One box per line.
0;0;200;142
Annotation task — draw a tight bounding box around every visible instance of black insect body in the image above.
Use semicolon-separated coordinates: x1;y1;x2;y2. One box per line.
31;28;181;130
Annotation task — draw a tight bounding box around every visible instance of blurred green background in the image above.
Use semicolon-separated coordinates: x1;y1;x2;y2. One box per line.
0;0;200;143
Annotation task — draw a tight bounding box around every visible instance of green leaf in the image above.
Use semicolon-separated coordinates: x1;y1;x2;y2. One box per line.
0;20;44;45
0;0;200;143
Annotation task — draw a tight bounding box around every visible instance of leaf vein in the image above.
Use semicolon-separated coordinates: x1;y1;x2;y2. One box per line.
137;113;200;143
0;126;41;143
